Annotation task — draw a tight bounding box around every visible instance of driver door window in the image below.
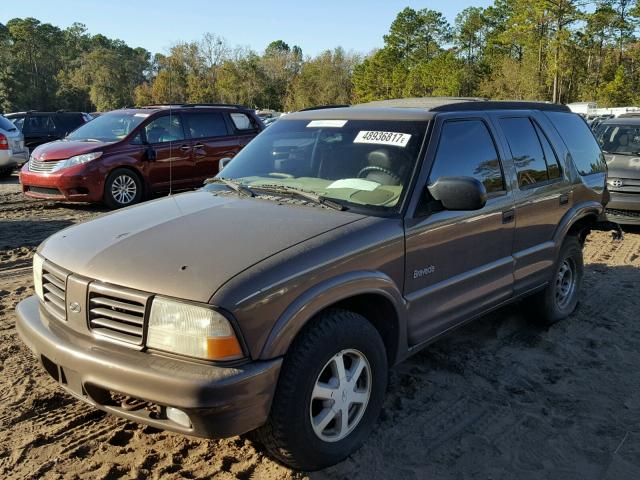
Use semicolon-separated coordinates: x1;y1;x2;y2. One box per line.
144;115;185;144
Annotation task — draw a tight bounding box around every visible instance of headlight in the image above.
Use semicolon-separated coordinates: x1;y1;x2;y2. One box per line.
50;151;102;172
33;253;44;302
147;297;243;361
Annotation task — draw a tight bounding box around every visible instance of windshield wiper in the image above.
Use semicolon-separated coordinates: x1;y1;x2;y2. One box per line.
252;184;345;211
205;177;255;197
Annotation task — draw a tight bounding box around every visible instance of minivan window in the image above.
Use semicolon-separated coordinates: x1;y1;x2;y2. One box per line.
500;117;549;187
186;112;228;138
546;111;606;176
144;115;185;143
230;112;255;131
25;115;56;135
66;111;147;142
429;120;505;194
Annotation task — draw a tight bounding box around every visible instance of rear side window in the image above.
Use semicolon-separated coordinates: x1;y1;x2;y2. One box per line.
429;120;505;194
9;116;25;130
534;123;561;179
500;117;551;187
545;112;605;176
185;113;229;138
24;115;56;135
230;112;257;131
55;114;85;135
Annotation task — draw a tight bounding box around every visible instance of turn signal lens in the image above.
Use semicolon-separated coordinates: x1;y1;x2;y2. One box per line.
33;254;44;302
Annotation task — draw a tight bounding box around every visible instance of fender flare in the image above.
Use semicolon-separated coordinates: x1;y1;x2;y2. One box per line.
259;270;407;362
552;200;602;248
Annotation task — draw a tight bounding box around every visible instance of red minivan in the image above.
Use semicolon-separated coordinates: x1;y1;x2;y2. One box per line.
20;104;264;208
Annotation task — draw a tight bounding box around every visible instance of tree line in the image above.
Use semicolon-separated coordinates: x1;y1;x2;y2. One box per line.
2;1;640;113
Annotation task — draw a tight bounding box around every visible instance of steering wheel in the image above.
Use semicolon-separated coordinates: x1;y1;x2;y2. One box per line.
357;165;401;184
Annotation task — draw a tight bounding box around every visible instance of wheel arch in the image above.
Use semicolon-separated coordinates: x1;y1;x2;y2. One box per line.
258;271;407;366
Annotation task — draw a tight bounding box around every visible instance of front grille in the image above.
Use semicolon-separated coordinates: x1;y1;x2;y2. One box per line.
28;158;64;173
88;284;148;345
42;265;67;322
27;186;61;196
606;208;640;218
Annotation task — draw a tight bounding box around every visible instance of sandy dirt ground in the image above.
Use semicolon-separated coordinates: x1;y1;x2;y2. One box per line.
1;172;640;480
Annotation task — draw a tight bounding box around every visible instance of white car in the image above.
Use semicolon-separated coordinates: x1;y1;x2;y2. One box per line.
0;114;29;177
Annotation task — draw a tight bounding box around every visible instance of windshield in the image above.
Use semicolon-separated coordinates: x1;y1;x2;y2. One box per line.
66;111;148;142
211;118;428;212
594;123;640;155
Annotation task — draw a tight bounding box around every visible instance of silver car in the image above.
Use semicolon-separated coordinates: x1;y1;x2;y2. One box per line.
0;114;29;177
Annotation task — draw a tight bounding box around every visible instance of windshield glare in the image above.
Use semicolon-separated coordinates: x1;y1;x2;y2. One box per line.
66;111;148;142
212;118;428;211
594;124;640;155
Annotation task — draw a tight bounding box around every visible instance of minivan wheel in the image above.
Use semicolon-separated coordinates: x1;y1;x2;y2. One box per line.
104;168;142;209
525;236;583;325
254;309;387;471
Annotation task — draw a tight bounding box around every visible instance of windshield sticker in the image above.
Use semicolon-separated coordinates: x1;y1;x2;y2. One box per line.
134;113;150;118
327;178;379;191
307;120;347;128
354;131;411;147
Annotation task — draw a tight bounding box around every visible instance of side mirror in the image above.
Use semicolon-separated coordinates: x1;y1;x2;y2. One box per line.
427;176;487;211
145;147;156;161
218;157;232;172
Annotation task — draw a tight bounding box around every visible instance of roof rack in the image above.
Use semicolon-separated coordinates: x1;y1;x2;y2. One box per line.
298;104;350;111
356;97;570;113
142;103;251;110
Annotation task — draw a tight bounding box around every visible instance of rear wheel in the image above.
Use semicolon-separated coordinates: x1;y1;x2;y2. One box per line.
254;309;387;471
104;168;142;209
525;236;583;325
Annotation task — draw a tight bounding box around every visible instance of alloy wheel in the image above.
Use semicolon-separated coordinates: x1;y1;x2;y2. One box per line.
111;174;137;205
309;349;372;443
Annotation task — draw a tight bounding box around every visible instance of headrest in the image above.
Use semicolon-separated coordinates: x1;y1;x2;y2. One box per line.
367;149;392;168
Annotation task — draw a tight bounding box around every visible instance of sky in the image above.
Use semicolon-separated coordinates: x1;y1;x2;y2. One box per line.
2;0;494;57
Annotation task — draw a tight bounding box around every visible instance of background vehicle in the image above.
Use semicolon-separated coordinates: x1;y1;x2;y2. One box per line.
6;111;90;150
19;104;264;208
594;117;640;224
0;114;29;176
16;99;608;471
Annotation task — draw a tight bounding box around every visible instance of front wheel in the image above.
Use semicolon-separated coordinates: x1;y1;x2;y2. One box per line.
525;236;583;325
254;309;388;471
104;168;142;209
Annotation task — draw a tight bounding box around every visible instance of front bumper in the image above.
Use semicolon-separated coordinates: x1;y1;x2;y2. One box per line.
19;164;104;202
605;191;640;225
16;295;282;438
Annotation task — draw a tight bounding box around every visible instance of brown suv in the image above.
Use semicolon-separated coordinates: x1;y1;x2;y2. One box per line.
16;99;611;470
19;104;263;208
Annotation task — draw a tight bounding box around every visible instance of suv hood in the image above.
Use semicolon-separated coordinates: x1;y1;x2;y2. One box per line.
39;190;364;302
32;140;107;161
605;153;640;178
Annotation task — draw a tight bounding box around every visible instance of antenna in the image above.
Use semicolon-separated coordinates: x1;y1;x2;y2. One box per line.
168;64;173;196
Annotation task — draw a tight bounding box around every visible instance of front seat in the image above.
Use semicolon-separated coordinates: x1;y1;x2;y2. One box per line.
360;149;402;185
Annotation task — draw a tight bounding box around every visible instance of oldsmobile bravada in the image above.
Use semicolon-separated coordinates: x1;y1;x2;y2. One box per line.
16;98;609;470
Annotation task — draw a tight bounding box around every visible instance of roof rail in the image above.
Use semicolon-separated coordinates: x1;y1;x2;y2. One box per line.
356;97;570;113
143;103;251;110
298;104;350;111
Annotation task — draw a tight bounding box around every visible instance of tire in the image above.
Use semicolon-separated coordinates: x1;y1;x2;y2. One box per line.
254;309;388;471
524;236;583;325
104;168;142;209
0;166;13;177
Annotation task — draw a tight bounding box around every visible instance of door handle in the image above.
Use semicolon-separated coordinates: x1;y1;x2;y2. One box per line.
193;143;205;149
502;209;515;224
179;145;191;152
559;193;569;205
